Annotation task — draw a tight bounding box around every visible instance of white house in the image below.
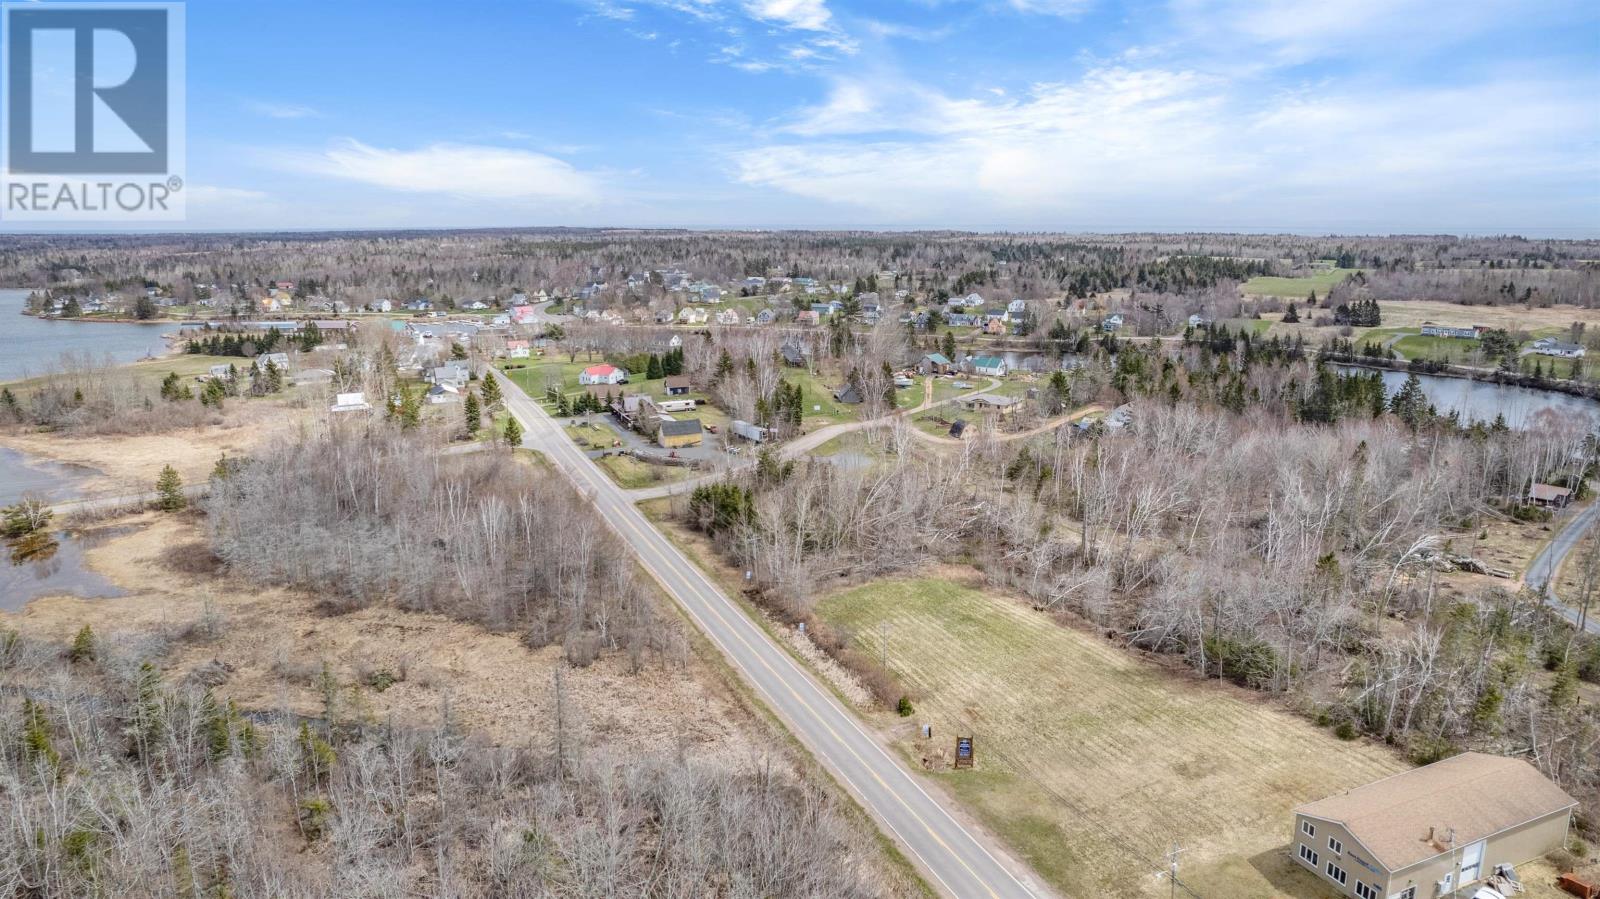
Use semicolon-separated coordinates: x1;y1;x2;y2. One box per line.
1007;298;1027;316
715;309;740;326
1101;314;1124;332
1531;337;1587;358
579;363;628;385
330;392;372;413
1420;322;1484;340
370;298;393;313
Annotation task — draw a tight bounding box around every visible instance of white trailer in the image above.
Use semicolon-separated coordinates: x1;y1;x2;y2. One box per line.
732;419;771;443
655;398;698;413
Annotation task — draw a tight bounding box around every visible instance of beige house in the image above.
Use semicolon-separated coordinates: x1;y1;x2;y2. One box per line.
1292;753;1575;899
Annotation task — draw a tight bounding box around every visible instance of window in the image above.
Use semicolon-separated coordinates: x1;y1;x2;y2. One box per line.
1355;882;1379;899
1298;844;1318;867
1328;836;1343;855
1325;862;1347;886
1390;888;1416;899
1301;820;1316;838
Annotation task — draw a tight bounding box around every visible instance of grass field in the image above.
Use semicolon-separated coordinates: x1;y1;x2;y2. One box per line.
816;576;1407;898
595;453;696;489
1241;269;1358;298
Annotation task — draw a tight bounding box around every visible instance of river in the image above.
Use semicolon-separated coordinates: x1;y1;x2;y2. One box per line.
1334;365;1600;430
0;287;183;383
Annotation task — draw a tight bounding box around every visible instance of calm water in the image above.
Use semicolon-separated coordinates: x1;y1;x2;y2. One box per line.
1;525;128;611
0;446;96;506
1335;365;1600;430
0;287;182;382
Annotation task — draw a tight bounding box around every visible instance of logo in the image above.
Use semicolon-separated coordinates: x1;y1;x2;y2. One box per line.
3;2;185;221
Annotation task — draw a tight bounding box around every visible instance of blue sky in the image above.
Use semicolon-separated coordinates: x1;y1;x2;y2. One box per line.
136;0;1600;232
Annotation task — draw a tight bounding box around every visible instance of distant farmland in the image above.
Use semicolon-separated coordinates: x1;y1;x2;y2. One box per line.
1242;268;1358;298
819;576;1405;898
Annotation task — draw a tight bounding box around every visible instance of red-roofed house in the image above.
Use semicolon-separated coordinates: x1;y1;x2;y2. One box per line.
579;363;628;385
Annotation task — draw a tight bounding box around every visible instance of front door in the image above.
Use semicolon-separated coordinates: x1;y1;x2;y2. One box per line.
1460;840;1485;883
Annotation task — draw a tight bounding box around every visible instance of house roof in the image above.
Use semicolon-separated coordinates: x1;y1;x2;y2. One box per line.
663;375;691;389
1294;753;1576;873
583;364;618;376
924;353;951;365
659;418;702;437
1531;483;1572;502
970;355;1004;368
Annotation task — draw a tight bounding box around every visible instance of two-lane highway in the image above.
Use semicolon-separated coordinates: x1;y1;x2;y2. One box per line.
494;370;1048;899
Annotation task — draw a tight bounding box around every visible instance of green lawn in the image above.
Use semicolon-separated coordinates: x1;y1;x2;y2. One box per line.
1390;333;1481;362
595;453;696;489
1242;268;1358;298
929;377;982;404
1220;317;1272;336
816;577;1403;899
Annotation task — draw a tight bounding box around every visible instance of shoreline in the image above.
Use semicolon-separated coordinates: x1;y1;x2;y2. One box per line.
1326;353;1600;403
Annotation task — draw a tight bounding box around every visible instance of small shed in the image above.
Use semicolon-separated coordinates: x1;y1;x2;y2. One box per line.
663;375;692;396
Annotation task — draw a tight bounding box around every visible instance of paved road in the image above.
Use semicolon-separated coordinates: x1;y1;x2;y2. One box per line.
1525;501;1600;635
493;370;1048;899
626;376;1006;501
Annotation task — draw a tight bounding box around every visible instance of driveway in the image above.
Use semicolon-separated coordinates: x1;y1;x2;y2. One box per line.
1524;501;1600;635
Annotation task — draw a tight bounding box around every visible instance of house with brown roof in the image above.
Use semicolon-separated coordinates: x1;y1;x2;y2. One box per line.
1291;753;1575;899
1529;483;1573;509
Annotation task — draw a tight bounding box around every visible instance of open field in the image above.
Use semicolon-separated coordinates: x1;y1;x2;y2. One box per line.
0;395;312;494
817;575;1411;898
1242;269;1359;298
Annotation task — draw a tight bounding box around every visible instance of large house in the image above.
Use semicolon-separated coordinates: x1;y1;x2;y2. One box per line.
579;364;628;386
967;355;1008;377
1292;753;1575;899
1101;314;1124;333
1531;337;1587;359
1420;322;1485;340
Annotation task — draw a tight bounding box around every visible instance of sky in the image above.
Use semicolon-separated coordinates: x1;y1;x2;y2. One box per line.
30;0;1600;234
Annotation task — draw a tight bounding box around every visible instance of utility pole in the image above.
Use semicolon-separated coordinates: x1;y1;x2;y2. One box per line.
1160;843;1187;899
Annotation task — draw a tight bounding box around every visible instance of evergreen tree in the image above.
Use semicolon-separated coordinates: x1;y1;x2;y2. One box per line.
941;329;957;361
1282;302;1299;323
647;354;663;380
504;415;523;447
463;390;482;436
1388;373;1429;429
480;373;502;408
156;465;186;511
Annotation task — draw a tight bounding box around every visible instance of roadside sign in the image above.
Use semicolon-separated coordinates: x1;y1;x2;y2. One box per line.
954;736;974;768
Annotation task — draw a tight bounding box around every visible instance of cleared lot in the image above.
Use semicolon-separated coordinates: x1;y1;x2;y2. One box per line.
817;575;1408;898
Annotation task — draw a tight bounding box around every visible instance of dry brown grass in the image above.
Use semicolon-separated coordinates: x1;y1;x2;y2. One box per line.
817;575;1409;898
3;512;765;761
0;397;310;495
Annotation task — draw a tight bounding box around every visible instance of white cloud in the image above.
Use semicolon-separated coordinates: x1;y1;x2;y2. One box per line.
264;140;604;203
1005;0;1095;18
247;101;321;119
742;0;832;31
733;67;1599;230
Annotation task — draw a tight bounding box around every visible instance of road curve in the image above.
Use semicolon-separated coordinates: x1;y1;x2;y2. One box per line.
1524;501;1600;635
493;370;1050;899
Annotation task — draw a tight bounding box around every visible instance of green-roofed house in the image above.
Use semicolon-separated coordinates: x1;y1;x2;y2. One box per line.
919;352;953;375
967;355;1008;377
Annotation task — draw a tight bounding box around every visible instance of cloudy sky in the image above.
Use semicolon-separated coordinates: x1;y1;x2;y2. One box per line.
51;0;1600;233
